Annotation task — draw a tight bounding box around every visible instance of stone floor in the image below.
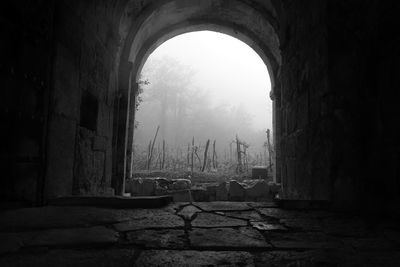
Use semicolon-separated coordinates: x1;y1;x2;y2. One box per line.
0;201;400;266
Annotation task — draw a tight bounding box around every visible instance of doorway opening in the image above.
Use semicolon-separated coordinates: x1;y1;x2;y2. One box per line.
126;31;278;202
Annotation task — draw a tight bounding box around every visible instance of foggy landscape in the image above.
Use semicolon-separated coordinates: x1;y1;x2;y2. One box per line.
134;31;273;172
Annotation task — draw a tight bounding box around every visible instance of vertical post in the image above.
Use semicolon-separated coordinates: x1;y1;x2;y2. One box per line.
187;143;190;168
191;137;194;175
267;129;272;170
162;139;166;169
272;87;282;184
229;142;232;163
112;62;132;196
236;135;242;173
147;125;160;170
127;79;138;180
202;139;210;172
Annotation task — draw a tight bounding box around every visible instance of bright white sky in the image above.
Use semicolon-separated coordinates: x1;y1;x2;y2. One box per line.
143;30;272;131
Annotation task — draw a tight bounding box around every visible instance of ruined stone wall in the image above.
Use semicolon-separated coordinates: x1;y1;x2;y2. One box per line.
0;0;127;203
44;1;123;198
327;0;400;211
278;0;400;211
0;1;56;204
278;0;330;201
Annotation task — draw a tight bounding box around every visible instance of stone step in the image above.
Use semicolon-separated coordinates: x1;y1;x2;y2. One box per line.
47;195;173;209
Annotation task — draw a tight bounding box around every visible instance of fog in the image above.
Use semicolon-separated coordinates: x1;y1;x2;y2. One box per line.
134;31;273;168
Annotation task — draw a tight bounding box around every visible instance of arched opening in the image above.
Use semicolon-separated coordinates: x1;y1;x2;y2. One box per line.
131;31;273;196
114;0;282;196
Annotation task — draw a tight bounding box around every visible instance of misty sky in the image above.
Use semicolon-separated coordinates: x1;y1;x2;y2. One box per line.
141;31;272;131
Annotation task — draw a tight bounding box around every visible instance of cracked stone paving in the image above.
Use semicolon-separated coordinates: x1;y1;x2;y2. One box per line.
1;201;400;266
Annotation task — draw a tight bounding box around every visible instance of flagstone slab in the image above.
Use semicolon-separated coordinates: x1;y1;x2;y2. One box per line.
247;202;278;208
223;210;264;221
194;202;252;211
189;227;270;248
191;212;247;228
177;205;201;220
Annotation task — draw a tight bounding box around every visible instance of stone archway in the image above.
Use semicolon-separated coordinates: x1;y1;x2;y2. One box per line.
114;0;282;195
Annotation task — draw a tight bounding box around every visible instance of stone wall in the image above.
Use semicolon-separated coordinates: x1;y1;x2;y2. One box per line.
278;0;400;211
327;0;400;211
278;0;330;201
0;1;55;204
44;1;121;199
2;0;399;212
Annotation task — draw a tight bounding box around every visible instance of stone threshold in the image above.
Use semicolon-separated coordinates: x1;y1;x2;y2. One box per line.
47;195;173;209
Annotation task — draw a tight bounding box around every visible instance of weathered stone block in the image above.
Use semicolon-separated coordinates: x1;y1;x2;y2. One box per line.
245;180;269;200
191;213;247;228
155;187;168;196
268;182;282;197
191;188;209;202
229;180;245;201
194;202;251;211
125;179;142;195
97;102;112;137
252;166;268;180
155;178;171;189
206;185;217;201
74;127;108;195
177;205;201;220
216;182;228;201
142;179;156;195
169;179;191;190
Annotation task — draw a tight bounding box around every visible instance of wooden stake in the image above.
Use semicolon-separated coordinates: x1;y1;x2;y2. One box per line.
191;137;194;175
147;125;160;170
202;139;210;172
162;139;165;169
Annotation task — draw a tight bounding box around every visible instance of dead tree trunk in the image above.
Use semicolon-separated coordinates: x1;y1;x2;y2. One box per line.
147;125;160;170
194;147;202;171
202;139;210;172
146;140;151;170
187;143;190;168
212;140;218;169
266;129;273;171
243;146;248;172
229;142;233;164
162;140;165;169
191;137;194;174
236;135;242;173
